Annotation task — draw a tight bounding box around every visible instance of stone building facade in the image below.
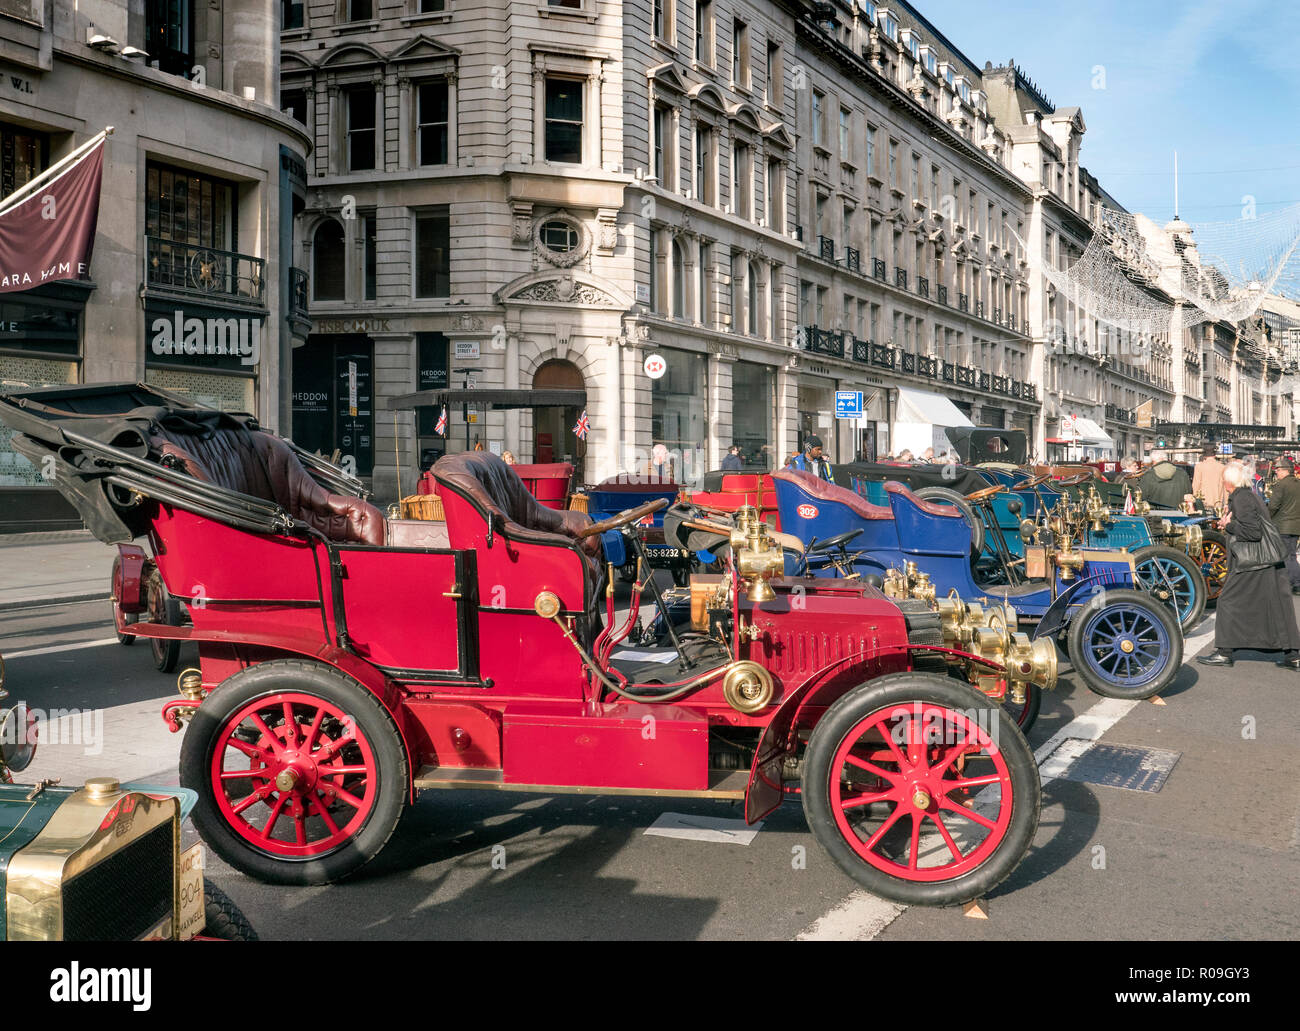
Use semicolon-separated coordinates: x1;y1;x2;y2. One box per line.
0;0;308;530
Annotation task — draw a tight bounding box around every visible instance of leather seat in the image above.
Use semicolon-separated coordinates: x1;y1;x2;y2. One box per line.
433;451;602;588
150;425;386;546
774;469;893;520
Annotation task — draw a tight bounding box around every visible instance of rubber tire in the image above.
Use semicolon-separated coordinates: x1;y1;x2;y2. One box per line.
1131;544;1207;632
914;486;985;558
1066;587;1183;700
802;672;1041;907
617;561;638;583
180;659;409;886
201;882;259;941
1199;529;1230;604
144;568;181;673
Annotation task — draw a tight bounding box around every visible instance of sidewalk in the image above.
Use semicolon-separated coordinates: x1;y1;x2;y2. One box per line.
0;531;116;611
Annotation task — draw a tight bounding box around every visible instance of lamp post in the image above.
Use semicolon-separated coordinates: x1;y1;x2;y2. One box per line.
460;367;483;452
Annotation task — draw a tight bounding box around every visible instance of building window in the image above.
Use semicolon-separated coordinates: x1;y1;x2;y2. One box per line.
653;103;675;189
415;207;450;297
881;13;897;40
769;265;781;341
695;0;714;65
418;0;446;11
812;90;825;148
839;107;851;161
363;212;377;301
313;220;345;301
541;219;579;254
347;0;373;20
698;241;712;327
866;124;876;177
282;90;307;125
747;261;760;336
888;139;898;189
672;238;686;318
695;123;715;205
417;80;449;166
544;77;584;164
345;86;376;171
282;0;304;30
732;140;752;220
146;163;235;251
145;0;196;78
766;158;783;230
652;0;674;41
0;122;47;201
732;19;750;88
766;41;782;106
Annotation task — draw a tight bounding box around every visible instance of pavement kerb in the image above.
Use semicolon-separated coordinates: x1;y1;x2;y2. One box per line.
0;592;109;612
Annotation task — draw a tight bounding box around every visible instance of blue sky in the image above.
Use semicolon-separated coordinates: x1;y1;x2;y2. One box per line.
916;0;1300;226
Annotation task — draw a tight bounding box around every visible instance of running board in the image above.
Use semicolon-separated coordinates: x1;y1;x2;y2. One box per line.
412;765;749;800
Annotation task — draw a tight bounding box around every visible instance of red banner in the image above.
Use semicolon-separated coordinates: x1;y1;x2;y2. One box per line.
0;136;105;293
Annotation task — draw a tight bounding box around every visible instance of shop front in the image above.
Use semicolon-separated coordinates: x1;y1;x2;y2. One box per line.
731;360;776;470
291;333;374;479
144;299;263;416
650;346;709;485
797;370;840;463
0;284;88;531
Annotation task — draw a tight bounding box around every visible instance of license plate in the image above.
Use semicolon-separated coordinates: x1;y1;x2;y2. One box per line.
645;547;684;558
176;842;206;940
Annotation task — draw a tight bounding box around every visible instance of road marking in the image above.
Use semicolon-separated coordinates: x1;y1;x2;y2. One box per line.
643;812;763;844
1182;613;1216;658
2;637;119;659
796;892;905;941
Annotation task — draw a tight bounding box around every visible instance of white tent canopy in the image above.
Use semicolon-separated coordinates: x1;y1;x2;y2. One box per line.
892;388;976;455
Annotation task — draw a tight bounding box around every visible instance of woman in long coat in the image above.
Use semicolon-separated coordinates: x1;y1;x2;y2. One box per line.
1199;462;1300;669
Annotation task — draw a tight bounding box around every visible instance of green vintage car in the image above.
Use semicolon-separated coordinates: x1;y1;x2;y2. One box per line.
0;653;255;941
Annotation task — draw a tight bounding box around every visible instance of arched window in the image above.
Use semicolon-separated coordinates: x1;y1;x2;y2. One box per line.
747;261;760;335
672;238;686;318
313;219;346;301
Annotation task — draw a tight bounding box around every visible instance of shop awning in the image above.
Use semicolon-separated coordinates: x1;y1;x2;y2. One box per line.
1048;416;1115;448
894;387;976;427
388;388;586;411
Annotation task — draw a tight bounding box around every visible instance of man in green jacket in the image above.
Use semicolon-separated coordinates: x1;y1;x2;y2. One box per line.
1136;459;1193;510
1267;457;1300;593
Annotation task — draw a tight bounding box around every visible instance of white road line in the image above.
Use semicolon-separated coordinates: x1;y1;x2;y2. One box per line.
2;637;119;659
795;892;906;941
643;812;763;845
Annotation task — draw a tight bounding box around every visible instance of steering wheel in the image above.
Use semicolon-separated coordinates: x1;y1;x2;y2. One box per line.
808;528;864;554
577;498;669;539
966;483;1006;502
1057;472;1093;486
1019;473;1052;489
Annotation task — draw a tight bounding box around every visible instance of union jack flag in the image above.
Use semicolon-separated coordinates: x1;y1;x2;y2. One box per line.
573;409;590;440
435;405;448;436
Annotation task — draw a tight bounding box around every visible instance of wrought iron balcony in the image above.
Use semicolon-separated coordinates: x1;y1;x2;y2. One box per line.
955;365;977;388
918;355;939;378
872;258;887;281
1008;312;1017;332
146;236;265;306
917;276;929;298
1024;383;1038;402
818;235;836;262
1105;402;1135;424
871;342;896;369
895;266;908;290
975;299;985;319
941;360;955;383
803;325;845;358
991;374;1009;395
978;371;990;390
993;306;1002;325
1010;380;1023;399
937;284;948;306
852;336;871;362
290;267;310;320
845;247;861;273
901;352;917;374
958;292;969;312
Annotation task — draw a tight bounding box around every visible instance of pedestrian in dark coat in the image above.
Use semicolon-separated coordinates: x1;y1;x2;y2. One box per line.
1267;457;1300;593
1199;462;1300;670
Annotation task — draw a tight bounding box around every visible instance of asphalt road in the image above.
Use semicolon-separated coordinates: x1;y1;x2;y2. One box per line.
2;593;1297;940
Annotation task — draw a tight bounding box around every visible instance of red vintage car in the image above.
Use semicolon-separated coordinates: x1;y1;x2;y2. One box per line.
1;384;1048;907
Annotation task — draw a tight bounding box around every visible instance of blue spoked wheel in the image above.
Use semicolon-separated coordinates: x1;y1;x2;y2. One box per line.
1066;588;1183;700
1131;545;1207;632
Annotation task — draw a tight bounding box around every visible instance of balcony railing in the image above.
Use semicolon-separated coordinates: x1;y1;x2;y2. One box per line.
895;267;908;290
975;299;985;319
290;267;309;320
978;371;990;390
917;276;929;298
818;236;836;262
991;374;1009;395
1008;312;1017;332
958;292;969;312
918;355;939;378
871;342;896;369
852;336;871;362
845;247;861;273
872;258;887;281
941;360;955;383
146;236;265;305
803;325;845;358
955;365;977;388
937;284;948;306
1023;383;1038;402
901;352;917;374
1105;403;1135;424
993;307;1002;325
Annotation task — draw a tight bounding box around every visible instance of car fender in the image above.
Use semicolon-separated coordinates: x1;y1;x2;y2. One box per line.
1034;564;1134;640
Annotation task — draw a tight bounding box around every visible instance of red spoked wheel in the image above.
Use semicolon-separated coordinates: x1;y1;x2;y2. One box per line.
181;660;408;885
212;692;379;859
803;673;1040;906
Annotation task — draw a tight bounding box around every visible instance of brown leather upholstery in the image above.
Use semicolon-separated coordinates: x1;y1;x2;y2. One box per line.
150;426;386;546
433;450;601;571
774;469;893;520
884;481;965;518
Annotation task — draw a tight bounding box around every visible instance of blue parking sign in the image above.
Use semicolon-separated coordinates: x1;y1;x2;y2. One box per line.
835;390;863;419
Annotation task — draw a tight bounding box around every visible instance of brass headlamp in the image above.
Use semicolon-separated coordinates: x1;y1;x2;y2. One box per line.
730;505;784;603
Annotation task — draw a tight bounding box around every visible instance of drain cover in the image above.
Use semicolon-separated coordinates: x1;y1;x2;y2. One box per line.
1051;742;1181;793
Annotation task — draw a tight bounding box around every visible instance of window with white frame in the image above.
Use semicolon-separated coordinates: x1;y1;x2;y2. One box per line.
866;123;876;176
766;157;783;229
544;76;584;164
653;103;676;189
888;138;898;189
863;2;877;25
652;0;674;41
416;80;449;166
881;12;898;40
695;0;714;66
839;106;851;161
345;86;376;171
812;90;825;148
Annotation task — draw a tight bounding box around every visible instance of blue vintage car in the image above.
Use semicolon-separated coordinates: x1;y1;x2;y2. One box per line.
587;479;696;586
772;470;1183;704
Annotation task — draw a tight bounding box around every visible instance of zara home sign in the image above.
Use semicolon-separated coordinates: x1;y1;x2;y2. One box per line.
150;309;260;367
